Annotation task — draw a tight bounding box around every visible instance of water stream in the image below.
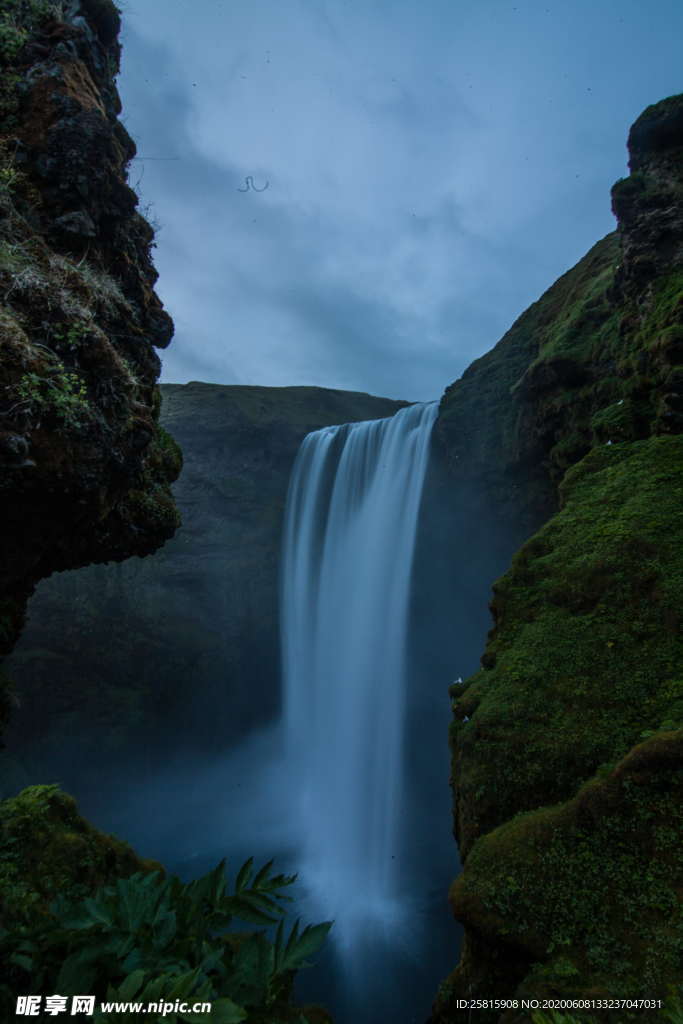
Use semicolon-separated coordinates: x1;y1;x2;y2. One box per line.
280;401;438;959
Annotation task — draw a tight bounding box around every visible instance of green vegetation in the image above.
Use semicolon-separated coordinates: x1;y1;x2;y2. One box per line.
0;0;65;63
435;99;683;1018
0;785;154;927
0;238;31;272
530;986;683;1024
12;366;91;428
154;423;184;475
118;484;181;533
455;731;682;1007
51;321;92;352
0;19;28;63
0;158;21;195
442;434;683;1018
451;435;683;849
0;786;331;1024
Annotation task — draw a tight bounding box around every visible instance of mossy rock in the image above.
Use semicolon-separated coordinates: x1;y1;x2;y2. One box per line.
443;434;683;1018
451;436;683;856
80;0;122;46
451;731;683;1021
0;784;159;928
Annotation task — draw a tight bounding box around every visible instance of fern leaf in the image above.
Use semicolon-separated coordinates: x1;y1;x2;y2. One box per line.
235;857;254;893
252;858;275;888
116;969;146;1001
276;921;332;974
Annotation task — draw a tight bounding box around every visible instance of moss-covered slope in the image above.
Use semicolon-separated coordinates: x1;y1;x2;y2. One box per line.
0;0;181;691
0;783;159;930
433;95;683;1022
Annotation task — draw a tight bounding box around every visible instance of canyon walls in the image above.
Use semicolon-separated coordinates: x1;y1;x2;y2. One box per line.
432;94;683;1021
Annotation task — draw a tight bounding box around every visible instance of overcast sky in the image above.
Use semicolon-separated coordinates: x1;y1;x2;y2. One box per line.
116;0;683;402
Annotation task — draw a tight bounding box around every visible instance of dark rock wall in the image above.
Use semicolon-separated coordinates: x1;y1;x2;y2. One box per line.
0;0;181;706
2;383;406;795
432;95;683;1021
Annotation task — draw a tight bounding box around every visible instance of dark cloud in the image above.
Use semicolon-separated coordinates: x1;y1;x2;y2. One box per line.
117;0;683;401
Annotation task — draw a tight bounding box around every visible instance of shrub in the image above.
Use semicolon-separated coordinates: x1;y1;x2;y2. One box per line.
0;857;332;1023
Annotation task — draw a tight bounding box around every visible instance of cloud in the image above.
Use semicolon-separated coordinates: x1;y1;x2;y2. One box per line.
117;0;683;401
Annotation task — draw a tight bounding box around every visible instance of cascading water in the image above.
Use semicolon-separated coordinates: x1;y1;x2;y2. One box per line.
280;401;438;953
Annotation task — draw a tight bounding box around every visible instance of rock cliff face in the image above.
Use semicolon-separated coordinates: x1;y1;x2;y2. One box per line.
3;8;681;1015
0;0;181;725
2;382;406;794
0;0;182;1006
432;95;683;1021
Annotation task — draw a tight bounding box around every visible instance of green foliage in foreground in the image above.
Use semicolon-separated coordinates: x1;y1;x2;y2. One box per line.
0;856;332;1023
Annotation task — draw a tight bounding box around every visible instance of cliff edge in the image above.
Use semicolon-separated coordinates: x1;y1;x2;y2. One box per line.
1;383;407;794
432;96;683;1021
0;0;182;717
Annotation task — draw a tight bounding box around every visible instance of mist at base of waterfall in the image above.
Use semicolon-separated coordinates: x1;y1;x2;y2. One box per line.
68;404;521;1023
80;715;460;1024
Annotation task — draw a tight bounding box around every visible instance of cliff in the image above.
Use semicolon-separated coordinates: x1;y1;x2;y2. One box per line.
0;0;181;733
3;6;681;1017
2;382;406;795
432;95;683;1021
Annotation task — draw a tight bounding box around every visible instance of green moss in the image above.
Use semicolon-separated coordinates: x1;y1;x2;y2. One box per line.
0;785;158;928
445;435;683;1016
153;423;183;479
0;0;62;64
119;485;180;533
641;272;683;358
530;256;619;368
589;398;639;443
437;97;683;1021
453;732;683;1018
452;436;683;854
13;367;91;428
0;20;28;62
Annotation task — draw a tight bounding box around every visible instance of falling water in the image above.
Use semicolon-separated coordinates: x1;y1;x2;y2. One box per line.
280;401;438;950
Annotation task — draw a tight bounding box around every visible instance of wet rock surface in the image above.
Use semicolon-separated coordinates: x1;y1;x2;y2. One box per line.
0;0;181;686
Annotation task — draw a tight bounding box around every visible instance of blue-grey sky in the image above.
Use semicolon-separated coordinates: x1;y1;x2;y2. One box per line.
117;0;683;401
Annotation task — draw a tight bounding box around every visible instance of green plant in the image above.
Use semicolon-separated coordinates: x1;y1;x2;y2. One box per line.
52;320;92;351
0;858;332;1023
0;239;30;272
0;19;27;61
11;366;91;427
530;987;683;1023
663;986;683;1024
0;159;21;194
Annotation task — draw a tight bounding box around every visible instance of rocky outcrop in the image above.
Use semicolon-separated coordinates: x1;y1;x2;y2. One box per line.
2;383;406;795
432;95;683;1021
0;783;160;928
612;95;683;298
436;98;683;529
0;0;181;717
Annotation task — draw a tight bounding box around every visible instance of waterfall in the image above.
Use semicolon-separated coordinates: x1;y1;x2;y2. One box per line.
280;401;438;949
